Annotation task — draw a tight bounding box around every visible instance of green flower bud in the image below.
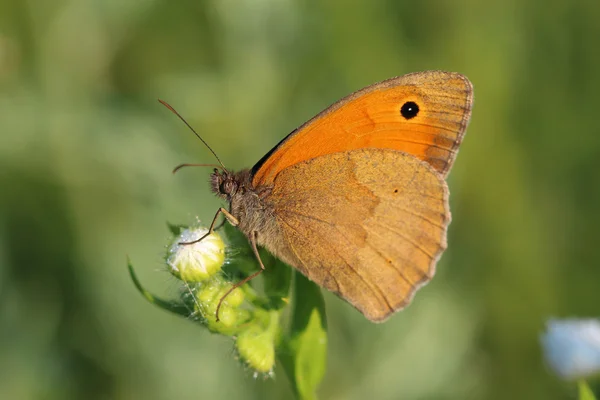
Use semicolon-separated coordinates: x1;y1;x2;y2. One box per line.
235;311;279;374
224;285;245;308
214;306;238;328
194;275;249;332
166;226;225;282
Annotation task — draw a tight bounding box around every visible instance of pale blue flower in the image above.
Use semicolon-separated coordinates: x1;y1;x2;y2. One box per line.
541;319;600;379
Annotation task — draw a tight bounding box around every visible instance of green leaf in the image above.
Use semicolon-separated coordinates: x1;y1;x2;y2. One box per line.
579;380;597;400
222;222;250;249
127;257;190;318
222;223;256;276
260;251;292;310
222;223;291;309
279;271;327;400
166;222;188;236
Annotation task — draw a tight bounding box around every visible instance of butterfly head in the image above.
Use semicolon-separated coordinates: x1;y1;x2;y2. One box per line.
211;169;240;201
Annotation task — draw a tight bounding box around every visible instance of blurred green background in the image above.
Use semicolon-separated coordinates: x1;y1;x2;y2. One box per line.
1;0;599;399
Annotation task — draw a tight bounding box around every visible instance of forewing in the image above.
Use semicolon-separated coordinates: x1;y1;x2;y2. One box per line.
252;71;473;187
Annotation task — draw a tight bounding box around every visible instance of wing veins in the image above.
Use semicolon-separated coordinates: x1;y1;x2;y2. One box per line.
277;215;389;309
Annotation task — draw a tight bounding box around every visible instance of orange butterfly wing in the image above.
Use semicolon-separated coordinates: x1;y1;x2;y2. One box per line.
251;71;473;186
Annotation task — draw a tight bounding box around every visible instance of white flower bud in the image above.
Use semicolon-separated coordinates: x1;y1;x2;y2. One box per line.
166;226;225;282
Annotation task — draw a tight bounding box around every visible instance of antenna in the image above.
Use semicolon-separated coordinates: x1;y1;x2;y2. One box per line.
172;163;222;174
158;99;228;173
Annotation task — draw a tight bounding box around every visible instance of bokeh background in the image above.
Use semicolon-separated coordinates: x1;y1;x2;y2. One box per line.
1;0;599;399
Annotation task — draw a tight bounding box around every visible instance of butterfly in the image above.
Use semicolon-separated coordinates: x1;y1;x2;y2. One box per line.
163;70;473;322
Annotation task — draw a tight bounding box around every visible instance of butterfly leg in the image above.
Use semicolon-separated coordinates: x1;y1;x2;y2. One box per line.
215;231;265;322
212;219;227;232
179;207;239;245
219;207;240;227
211;207;238;233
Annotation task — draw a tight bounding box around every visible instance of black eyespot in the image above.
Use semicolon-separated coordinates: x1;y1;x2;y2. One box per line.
400;101;419;119
393;189;398;194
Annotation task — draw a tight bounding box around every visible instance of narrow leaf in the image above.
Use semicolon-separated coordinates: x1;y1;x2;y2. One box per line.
279;271;327;400
127;257;190;317
579;380;597;400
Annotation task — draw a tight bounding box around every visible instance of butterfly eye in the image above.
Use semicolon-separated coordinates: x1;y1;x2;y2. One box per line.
221;180;237;195
400;101;419;120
